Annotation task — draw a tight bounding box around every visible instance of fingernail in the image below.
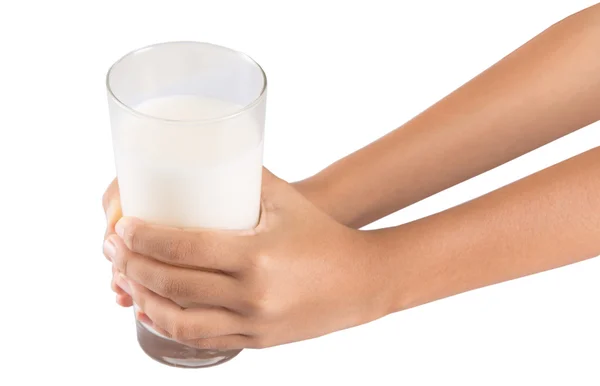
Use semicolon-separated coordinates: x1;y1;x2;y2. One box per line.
103;239;116;261
135;309;151;323
115;218;126;239
117;273;132;296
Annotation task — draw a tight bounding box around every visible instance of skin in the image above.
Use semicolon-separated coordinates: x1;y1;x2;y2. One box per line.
296;3;600;228
103;3;600;350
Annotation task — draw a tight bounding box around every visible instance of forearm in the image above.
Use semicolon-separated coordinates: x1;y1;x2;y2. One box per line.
297;4;600;228
373;146;600;314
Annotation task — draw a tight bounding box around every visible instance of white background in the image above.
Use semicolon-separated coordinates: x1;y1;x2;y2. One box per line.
1;0;599;385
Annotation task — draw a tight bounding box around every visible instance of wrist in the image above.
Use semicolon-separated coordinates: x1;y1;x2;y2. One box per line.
295;172;372;228
293;176;345;224
348;228;412;323
359;227;419;318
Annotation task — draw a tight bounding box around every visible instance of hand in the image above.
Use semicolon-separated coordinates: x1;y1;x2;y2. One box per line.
102;178;132;307
103;169;392;350
102;174;350;307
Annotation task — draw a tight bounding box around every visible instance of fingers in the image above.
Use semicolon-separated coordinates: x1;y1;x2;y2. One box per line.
116;293;134;307
103;178;128;306
108;235;241;309
185;335;254;351
105;202;122;238
114;217;250;272
103;237;116;262
111;265;133;307
135;308;253;350
111;265;123;293
102;178;122;261
121;278;246;342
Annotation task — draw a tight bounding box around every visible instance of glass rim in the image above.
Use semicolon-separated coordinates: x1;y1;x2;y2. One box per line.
105;41;267;124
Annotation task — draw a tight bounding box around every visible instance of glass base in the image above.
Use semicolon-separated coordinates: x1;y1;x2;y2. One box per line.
136;320;242;368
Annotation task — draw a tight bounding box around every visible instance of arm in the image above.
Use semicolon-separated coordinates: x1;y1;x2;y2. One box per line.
296;3;600;228
101;5;600;349
376;146;600;312
105;148;600;350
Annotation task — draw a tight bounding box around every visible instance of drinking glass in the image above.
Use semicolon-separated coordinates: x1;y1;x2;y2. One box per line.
106;41;266;368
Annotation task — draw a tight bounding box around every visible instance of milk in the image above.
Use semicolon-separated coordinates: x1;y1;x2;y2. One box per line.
112;95;263;343
112;95;264;230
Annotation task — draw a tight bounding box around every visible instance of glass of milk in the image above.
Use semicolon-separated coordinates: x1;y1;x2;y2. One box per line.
106;41;266;368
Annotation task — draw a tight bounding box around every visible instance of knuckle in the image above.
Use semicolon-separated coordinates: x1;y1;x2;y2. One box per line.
241;270;280;320
199;279;225;303
114;245;130;275
166;237;193;262
168;314;188;341
244;289;279;320
185;312;215;340
156;274;188;299
248;251;272;273
122;221;139;250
